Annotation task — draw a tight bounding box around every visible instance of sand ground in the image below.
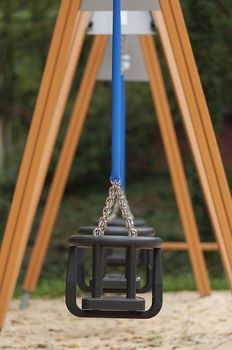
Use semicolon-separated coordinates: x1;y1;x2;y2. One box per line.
1;292;231;350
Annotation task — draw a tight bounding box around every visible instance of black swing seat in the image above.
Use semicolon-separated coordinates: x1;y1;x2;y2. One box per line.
76;226;155;294
90;274;141;291
68;235;161;248
66;235;163;319
82;296;145;311
78;226;155;236
108;217;147;227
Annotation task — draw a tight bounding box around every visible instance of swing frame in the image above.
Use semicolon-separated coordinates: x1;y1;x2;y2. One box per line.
0;0;231;328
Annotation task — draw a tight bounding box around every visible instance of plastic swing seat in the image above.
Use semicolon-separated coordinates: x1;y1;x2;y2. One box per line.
65;235;163;319
76;226;155;293
76;247;141;293
99;273;140;290
80;226;154;236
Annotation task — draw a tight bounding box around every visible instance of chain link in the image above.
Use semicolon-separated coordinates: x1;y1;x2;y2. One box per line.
93;182;138;237
122;192;134;221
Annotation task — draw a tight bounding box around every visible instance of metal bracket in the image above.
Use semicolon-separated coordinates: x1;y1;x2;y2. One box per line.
81;0;160;11
87;11;155;35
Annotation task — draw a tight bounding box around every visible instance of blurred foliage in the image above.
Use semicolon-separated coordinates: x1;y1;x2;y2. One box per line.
0;0;231;288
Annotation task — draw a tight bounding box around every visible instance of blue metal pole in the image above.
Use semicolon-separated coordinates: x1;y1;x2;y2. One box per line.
121;74;126;190
110;0;121;185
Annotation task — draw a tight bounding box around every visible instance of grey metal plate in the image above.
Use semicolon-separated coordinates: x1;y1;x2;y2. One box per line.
97;36;148;82
87;11;155;35
81;0;160;11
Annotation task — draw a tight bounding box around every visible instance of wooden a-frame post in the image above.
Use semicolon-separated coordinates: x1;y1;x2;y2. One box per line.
0;0;87;328
140;35;210;295
21;35;108;299
157;0;232;284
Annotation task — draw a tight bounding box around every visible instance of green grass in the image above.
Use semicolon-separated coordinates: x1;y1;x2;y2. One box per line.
15;278;66;298
164;274;228;292
14;275;228;299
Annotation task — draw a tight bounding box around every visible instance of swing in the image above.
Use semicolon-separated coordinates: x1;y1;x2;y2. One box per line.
66;233;162;318
75;225;155;293
65;0;163;319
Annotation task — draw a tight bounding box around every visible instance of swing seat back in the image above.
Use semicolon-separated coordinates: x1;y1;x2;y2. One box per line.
76;226;155;293
66;235;163;319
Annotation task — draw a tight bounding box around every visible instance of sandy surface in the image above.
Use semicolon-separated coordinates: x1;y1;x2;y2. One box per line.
1;292;231;350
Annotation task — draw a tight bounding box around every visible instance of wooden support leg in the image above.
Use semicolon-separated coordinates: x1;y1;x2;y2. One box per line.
140;36;211;296
158;0;232;286
22;36;108;296
163;242;218;252
152;11;232;288
0;0;70;280
169;0;232;234
0;0;87;328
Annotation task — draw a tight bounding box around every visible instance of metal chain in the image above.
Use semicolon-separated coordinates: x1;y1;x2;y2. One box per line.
93;184;117;237
122;192;134;221
116;185;137;237
93;182;138;237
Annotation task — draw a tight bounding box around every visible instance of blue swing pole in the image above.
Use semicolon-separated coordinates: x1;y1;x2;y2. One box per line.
110;0;122;185
120;74;126;191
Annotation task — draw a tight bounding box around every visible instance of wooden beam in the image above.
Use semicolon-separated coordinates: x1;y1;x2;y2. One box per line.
22;35;108;295
169;0;232;235
157;0;232;288
0;0;85;328
0;0;71;284
140;35;211;296
163;242;218;251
